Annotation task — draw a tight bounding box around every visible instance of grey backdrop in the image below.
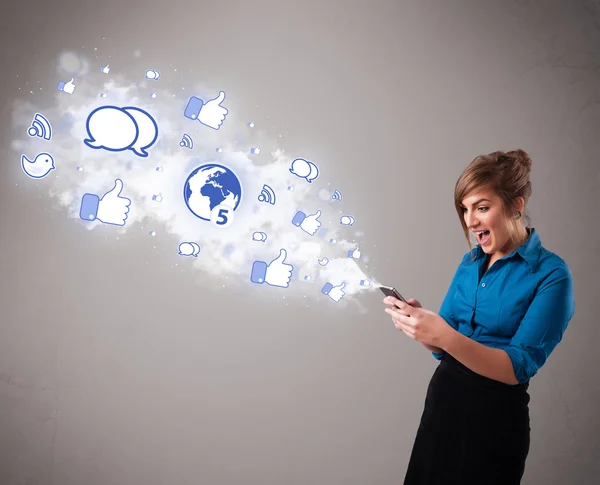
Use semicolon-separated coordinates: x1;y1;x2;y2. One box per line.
1;0;599;484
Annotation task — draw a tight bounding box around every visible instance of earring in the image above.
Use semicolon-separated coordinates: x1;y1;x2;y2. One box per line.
515;210;522;219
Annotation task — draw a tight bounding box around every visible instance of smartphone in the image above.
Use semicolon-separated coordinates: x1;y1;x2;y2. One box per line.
379;285;408;303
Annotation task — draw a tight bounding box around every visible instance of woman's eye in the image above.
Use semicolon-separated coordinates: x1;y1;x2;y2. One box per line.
478;207;488;211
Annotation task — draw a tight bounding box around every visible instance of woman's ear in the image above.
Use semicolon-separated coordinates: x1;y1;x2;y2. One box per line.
513;196;525;213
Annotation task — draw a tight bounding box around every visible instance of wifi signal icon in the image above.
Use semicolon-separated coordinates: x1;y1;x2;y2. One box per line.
27;113;52;141
179;133;193;149
258;184;276;204
332;189;343;201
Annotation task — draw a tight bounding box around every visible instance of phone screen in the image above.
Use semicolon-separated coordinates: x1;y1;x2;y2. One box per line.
379;285;408;303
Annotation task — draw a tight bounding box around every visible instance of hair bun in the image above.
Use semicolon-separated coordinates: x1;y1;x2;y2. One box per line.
507;149;532;171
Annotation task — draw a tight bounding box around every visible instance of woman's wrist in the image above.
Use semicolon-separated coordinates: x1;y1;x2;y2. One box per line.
422;343;443;353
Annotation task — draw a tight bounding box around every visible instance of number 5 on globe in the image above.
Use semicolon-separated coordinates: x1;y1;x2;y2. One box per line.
210;204;234;228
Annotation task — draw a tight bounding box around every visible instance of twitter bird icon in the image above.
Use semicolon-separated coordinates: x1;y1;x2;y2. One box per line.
21;152;55;179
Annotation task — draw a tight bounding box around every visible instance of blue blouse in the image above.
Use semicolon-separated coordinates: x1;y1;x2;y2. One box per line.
433;227;575;384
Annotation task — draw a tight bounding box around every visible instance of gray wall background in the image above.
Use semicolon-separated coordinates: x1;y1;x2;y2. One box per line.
1;0;599;484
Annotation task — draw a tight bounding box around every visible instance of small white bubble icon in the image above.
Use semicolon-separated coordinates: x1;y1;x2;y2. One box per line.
340;216;355;226
290;158;319;183
179;242;200;257
252;231;267;242
145;69;160;80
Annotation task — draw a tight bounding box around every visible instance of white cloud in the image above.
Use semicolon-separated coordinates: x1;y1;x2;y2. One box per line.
12;55;380;310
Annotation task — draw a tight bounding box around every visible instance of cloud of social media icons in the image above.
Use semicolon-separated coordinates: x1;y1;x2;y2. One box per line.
11;48;382;310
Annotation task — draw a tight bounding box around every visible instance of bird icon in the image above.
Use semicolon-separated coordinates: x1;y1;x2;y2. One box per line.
21;152;55;179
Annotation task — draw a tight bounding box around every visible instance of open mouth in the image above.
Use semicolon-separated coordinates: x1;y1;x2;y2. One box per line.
475;230;491;244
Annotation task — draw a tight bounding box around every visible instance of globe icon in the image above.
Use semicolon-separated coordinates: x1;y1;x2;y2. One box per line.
184;163;242;221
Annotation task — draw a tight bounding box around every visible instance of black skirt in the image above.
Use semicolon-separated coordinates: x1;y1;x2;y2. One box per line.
404;353;531;485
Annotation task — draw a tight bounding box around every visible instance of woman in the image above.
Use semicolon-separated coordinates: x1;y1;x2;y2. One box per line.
383;149;576;485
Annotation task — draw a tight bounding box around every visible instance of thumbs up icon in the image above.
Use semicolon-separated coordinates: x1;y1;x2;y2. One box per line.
79;179;131;226
183;91;229;130
348;247;361;259
57;78;76;94
100;65;110;74
321;282;346;302
291;209;322;236
250;248;294;288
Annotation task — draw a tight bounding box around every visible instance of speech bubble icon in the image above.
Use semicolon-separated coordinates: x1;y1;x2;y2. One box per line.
290;158;311;179
145;69;160;80
122;107;158;157
84;106;138;152
190;242;200;256
252;231;267;242
178;242;194;256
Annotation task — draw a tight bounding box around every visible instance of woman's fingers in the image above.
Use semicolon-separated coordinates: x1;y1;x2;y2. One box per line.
385;307;410;320
393;317;405;330
393;317;415;338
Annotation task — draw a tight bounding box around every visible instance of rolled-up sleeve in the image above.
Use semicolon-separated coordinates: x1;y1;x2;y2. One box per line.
432;259;464;360
504;264;575;384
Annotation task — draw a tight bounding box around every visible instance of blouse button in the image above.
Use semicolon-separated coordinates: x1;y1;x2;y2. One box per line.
481;283;486;287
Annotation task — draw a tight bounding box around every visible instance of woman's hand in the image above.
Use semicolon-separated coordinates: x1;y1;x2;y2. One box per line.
383;296;452;348
384;296;419;329
388;298;442;353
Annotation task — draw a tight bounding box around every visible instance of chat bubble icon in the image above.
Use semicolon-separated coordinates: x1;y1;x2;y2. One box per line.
84;106;138;152
179;242;193;256
179;242;200;256
290;158;311;179
122;107;158;157
179;243;193;256
252;231;267;242
145;69;160;80
290;158;320;183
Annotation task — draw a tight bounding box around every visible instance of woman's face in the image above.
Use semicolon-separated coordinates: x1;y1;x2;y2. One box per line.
460;190;521;259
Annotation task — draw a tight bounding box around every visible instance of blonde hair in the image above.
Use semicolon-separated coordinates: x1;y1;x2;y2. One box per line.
454;149;533;257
